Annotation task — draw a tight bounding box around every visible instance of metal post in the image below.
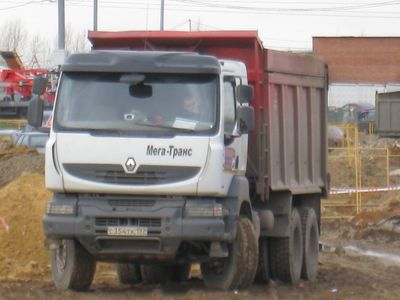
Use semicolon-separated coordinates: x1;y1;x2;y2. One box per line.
94;0;98;31
58;0;65;50
160;0;165;31
387;147;390;188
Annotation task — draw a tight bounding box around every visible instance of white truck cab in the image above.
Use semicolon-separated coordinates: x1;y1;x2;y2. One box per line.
45;56;250;198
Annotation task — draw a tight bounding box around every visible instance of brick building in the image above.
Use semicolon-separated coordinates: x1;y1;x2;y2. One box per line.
312;37;400;106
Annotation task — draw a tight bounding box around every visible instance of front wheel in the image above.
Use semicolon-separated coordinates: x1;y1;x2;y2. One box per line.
51;239;96;291
200;217;258;290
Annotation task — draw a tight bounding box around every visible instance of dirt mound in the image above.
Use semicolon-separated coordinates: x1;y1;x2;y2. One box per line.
379;191;400;211
350;192;400;228
0;136;37;159
0;144;37;161
0;137;45;188
0;137;14;151
351;210;400;228
0;174;52;280
0;153;45;188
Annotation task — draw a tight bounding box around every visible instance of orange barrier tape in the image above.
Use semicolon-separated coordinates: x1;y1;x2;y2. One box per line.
330;185;400;195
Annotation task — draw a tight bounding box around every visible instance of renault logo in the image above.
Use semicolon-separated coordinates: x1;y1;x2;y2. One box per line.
124;157;137;173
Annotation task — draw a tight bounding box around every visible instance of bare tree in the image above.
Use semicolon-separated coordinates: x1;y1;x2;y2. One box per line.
28;34;54;68
65;25;90;54
0;19;28;54
0;20;90;68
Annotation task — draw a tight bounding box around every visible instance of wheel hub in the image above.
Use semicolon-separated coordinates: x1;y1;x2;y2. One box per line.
55;240;67;272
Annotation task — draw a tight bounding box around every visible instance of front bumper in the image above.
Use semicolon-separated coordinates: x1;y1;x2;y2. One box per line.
43;194;235;261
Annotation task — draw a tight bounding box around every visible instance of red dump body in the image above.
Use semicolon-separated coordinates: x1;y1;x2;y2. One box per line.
88;30;328;200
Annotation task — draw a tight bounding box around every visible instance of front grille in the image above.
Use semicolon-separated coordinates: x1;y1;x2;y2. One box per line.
63;164;200;185
95;217;161;228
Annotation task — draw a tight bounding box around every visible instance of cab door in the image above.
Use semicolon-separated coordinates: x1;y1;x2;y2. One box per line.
222;76;248;175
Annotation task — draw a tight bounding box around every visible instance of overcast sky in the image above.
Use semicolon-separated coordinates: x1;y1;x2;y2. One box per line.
1;0;400;50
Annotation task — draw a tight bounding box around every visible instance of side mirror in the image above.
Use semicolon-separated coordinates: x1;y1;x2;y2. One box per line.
237;106;255;134
32;76;48;96
27;96;44;128
236;85;254;104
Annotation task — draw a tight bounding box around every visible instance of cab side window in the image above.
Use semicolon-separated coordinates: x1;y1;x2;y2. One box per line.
223;79;236;134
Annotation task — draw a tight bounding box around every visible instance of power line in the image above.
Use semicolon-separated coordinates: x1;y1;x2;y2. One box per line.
58;0;400;18
62;4;400;19
0;0;48;11
57;0;400;13
4;0;400;20
176;0;400;12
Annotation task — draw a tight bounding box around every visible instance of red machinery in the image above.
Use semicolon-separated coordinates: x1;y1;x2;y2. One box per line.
1;68;48;100
0;51;55;117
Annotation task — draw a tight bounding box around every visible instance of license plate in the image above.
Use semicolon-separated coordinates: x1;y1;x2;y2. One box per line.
107;226;148;237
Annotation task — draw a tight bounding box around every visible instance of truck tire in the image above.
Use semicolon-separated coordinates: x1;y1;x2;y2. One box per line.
51;239;96;291
200;217;258;290
255;237;270;284
269;208;303;284
140;264;173;284
117;263;142;285
171;263;191;282
239;217;259;288
300;207;319;281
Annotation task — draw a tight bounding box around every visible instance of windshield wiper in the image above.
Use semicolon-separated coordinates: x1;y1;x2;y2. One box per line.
134;122;196;133
87;128;123;136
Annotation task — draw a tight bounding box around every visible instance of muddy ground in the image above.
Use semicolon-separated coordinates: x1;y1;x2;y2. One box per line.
1;136;400;299
1;227;400;300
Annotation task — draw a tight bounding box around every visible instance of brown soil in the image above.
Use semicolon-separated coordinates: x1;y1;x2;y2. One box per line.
0;174;52;280
0;153;45;187
0;137;45;188
351;210;400;228
0;136;36;158
1;237;400;300
1;135;400;298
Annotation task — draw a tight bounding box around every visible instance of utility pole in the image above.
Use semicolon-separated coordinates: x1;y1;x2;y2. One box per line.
160;0;164;31
55;0;67;65
58;0;65;50
94;0;98;31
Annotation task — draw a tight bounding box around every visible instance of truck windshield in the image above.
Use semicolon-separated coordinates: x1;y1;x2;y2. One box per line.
54;72;218;134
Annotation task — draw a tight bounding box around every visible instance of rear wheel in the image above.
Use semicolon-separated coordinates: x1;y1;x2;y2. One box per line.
117;263;142;285
200;217;258;290
269;208;303;284
255;237;270;284
51;239;96;291
300;208;319;281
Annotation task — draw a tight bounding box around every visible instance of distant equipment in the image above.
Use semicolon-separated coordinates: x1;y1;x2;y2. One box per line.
375;91;400;137
0;51;56;117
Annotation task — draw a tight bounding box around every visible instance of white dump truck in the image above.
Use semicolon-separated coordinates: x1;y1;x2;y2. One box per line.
28;31;328;291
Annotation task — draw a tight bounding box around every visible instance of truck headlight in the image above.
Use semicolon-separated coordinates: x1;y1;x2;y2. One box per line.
46;203;76;215
184;200;223;217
